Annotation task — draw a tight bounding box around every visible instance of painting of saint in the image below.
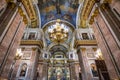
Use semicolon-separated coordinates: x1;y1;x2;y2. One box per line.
91;63;98;77
20;64;27;77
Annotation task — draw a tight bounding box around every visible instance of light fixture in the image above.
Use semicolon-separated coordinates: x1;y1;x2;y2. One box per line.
15;48;23;60
95;49;103;60
48;20;69;43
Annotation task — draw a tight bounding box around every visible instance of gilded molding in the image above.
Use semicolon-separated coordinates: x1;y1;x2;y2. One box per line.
18;6;28;24
92;48;97;51
89;7;99;25
81;0;112;26
32;47;37;51
21;47;25;51
18;7;24;16
23;15;28;24
20;40;43;49
5;0;16;8
100;2;111;10
20;0;37;27
5;0;13;3
80;0;96;27
80;48;86;52
74;40;97;48
103;0;112;4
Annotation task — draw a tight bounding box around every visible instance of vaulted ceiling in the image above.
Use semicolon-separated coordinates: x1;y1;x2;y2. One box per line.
38;0;79;28
15;0;95;49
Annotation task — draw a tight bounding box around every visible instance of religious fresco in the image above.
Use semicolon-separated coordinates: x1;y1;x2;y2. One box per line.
38;0;79;27
48;67;70;80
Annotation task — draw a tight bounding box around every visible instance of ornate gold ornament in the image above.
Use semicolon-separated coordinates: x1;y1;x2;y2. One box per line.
74;40;97;48
80;0;96;27
89;7;99;25
80;48;86;52
18;6;28;24
17;0;37;27
48;20;69;43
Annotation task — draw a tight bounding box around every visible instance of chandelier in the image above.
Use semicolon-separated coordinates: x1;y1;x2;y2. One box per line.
48;21;69;43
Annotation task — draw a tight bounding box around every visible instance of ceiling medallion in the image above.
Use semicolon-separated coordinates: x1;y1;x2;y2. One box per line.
48;20;69;43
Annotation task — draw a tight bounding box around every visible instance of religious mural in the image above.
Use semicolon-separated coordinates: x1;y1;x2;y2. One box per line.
48;67;70;80
38;0;79;27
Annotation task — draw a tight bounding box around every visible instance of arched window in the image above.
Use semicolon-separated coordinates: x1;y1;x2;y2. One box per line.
19;63;27;77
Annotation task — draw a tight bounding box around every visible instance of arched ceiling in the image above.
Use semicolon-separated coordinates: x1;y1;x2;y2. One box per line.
49;45;68;55
38;0;79;28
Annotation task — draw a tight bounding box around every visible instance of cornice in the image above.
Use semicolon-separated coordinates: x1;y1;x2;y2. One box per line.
20;40;43;49
74;40;97;48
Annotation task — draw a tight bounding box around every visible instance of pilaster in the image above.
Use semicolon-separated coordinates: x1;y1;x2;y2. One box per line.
69;62;77;80
88;1;120;79
42;61;48;80
0;2;28;79
92;19;120;79
77;47;93;80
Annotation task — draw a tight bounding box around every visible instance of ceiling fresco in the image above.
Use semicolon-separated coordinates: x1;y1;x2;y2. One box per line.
38;0;79;28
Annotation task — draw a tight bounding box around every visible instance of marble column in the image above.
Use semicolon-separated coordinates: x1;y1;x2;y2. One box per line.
0;13;26;78
77;47;92;80
100;5;120;74
0;0;7;10
0;2;18;37
75;64;80;80
42;61;48;80
69;62;77;80
92;21;120;79
36;63;43;80
91;3;120;79
99;3;120;43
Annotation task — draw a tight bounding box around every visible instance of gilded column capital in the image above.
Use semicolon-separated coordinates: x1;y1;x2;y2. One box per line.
100;0;112;10
92;48;97;51
23;15;28;24
18;6;24;16
89;7;99;25
18;6;28;24
100;3;108;10
21;47;25;51
32;47;37;51
80;48;86;52
5;0;16;8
